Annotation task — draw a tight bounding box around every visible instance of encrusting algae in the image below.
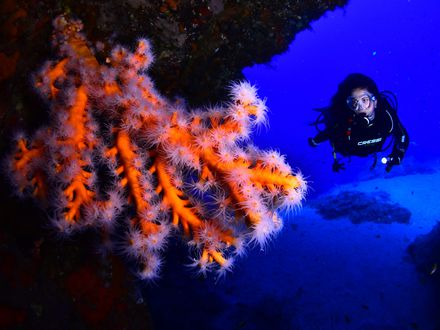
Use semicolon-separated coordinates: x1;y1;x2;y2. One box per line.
6;15;307;281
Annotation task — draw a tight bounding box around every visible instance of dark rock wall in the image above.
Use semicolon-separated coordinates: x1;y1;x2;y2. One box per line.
0;0;349;145
0;1;348;328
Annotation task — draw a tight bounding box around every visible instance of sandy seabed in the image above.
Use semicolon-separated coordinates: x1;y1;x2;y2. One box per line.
147;166;440;330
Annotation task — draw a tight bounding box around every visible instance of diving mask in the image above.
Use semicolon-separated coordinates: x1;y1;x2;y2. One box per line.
346;93;376;112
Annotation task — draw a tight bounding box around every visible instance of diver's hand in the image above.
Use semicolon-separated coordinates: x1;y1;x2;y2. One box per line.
308;137;319;147
383;153;402;172
332;159;345;172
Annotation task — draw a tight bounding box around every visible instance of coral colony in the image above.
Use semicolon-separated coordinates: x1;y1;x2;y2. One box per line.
7;16;307;280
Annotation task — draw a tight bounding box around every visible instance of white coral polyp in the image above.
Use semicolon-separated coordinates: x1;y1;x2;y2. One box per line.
229;81;259;106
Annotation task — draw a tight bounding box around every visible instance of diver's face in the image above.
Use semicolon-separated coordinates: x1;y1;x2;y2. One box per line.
349;88;377;118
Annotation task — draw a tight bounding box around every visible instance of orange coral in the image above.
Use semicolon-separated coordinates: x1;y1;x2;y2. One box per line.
7;15;307;280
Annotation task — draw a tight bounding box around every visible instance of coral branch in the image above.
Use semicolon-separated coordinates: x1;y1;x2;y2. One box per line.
6;15;307;280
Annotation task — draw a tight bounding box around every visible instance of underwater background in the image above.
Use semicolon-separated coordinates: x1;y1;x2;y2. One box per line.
1;0;439;329
245;0;440;196
144;0;440;329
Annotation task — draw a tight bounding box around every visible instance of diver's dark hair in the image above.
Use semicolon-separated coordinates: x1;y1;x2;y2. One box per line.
314;73;396;131
329;73;380;115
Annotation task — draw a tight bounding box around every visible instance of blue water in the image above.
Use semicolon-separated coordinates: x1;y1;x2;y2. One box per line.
244;0;440;196
144;1;440;329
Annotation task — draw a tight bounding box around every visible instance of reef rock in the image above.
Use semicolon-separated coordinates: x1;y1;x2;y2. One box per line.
0;0;348;148
311;190;412;224
407;221;440;285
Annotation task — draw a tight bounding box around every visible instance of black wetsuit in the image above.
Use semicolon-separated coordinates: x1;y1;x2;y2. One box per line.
313;104;409;159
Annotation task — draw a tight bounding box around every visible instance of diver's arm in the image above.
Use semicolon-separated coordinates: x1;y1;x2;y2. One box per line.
391;119;409;157
309;106;341;147
385;109;409;169
309;129;332;145
309;120;341;146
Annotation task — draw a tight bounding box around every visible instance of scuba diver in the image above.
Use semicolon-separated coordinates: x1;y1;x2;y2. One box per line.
308;73;409;172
